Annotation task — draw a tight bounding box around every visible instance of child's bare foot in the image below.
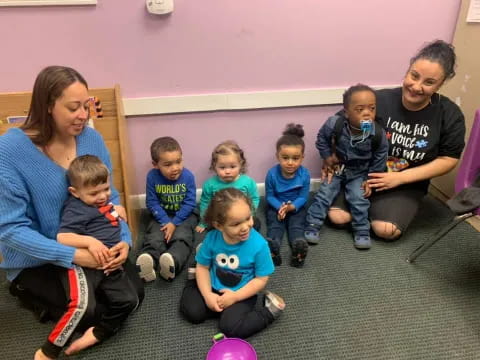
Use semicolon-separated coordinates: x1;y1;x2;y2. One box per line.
34;349;53;360
64;327;100;355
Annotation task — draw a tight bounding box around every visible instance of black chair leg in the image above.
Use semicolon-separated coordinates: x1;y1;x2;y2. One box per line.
406;212;475;263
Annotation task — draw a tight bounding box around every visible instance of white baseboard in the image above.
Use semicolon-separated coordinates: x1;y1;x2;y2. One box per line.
130;178;323;210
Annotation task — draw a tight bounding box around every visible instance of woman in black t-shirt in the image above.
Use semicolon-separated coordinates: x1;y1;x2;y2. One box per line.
329;40;466;240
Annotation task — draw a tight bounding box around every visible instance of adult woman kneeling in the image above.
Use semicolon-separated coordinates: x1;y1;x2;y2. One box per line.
328;40;466;240
0;66;144;359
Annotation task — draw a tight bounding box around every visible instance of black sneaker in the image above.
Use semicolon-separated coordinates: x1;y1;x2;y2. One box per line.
291;239;308;268
266;238;282;266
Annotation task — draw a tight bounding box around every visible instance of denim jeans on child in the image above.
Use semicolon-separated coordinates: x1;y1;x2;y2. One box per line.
266;205;306;246
306;170;370;233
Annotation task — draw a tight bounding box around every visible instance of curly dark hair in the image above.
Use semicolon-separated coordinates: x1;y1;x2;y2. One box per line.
275;123;305;153
203;188;252;227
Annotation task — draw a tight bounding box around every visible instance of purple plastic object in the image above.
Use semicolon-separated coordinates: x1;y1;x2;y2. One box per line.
455;109;480;215
206;333;257;360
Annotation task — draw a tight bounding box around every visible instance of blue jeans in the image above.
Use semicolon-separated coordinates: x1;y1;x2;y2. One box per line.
266;205;306;247
306;172;370;233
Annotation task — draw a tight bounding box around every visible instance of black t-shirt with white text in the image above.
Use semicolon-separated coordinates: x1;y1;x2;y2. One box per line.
375;87;465;192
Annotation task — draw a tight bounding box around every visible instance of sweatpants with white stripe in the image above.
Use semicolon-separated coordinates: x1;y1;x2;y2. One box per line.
41;265;139;358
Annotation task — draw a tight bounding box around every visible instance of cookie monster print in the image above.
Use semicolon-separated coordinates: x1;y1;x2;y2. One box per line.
215;253;243;287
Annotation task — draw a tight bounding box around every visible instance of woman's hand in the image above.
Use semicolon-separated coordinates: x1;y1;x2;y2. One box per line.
103;241;129;272
217;289;238;310
73;248;102;269
87;239;111;266
367;171;406;191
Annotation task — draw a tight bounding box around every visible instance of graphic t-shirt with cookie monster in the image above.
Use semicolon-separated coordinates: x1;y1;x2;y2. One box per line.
195;228;274;292
376;87;465;192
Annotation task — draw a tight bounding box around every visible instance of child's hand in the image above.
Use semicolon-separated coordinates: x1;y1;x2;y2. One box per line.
321;154;340;184
277;203;288;220
87;238;111;266
217;289;238;309
195;225;206;233
205;293;223;312
277;202;295;220
362;180;372;198
114;205;128;222
161;223;176;243
103;241;130;272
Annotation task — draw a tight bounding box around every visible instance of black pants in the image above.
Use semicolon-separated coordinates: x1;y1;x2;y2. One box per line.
10;259;144;358
179;279;274;339
140;213;197;272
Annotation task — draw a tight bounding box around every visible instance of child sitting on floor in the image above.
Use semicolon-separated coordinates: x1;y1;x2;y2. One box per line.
136;136;197;281
180;188;285;338
265;123;310;267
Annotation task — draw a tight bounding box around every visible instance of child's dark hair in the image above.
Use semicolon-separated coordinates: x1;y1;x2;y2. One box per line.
150;137;182;163
67;155;109;188
204;188;252;227
343;83;376;108
409;39;456;81
276;123;305;153
210;140;247;173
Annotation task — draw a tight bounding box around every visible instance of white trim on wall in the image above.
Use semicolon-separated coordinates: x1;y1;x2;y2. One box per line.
123;85;398;116
0;0;96;6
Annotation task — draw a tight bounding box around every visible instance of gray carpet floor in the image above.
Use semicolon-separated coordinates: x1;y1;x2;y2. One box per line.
2;195;480;359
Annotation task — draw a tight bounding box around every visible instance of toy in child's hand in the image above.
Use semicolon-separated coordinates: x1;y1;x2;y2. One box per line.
88;96;103;120
386;156;409;172
206;333;257;360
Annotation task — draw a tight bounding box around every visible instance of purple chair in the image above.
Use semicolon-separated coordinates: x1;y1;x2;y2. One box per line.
406;109;480;263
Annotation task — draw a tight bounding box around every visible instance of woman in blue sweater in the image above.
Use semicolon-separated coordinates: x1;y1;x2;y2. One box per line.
0;66;144;359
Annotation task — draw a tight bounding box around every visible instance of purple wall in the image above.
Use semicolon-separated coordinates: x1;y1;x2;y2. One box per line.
0;1;461;193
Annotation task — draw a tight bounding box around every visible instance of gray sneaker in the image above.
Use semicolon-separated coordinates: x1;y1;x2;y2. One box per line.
159;252;176;281
136;253;156;282
304;224;321;244
264;291;285;319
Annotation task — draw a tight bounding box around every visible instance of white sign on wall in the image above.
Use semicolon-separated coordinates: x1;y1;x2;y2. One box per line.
467;0;480;22
0;0;96;6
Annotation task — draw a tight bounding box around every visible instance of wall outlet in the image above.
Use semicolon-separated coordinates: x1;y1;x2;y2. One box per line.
146;0;173;15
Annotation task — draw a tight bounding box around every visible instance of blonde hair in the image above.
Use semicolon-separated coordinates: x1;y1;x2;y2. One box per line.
209;140;247;173
67;155;109;188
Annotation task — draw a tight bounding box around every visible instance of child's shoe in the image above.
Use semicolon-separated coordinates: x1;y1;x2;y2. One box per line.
354;232;371;250
159;252;176;281
264;291;285;319
291;238;308;268
136;253;156;282
304;224;321;244
266;237;282;266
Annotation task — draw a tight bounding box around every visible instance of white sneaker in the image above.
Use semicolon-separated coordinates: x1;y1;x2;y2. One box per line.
264;291;285;319
136;253;156;282
159;252;176;281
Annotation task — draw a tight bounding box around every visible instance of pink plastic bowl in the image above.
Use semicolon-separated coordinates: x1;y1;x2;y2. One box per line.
206;333;257;360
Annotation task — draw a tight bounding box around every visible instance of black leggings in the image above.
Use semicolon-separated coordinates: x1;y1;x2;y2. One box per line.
9;259;144;326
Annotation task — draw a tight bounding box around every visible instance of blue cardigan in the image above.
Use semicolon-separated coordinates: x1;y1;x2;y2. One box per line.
0;127;131;281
